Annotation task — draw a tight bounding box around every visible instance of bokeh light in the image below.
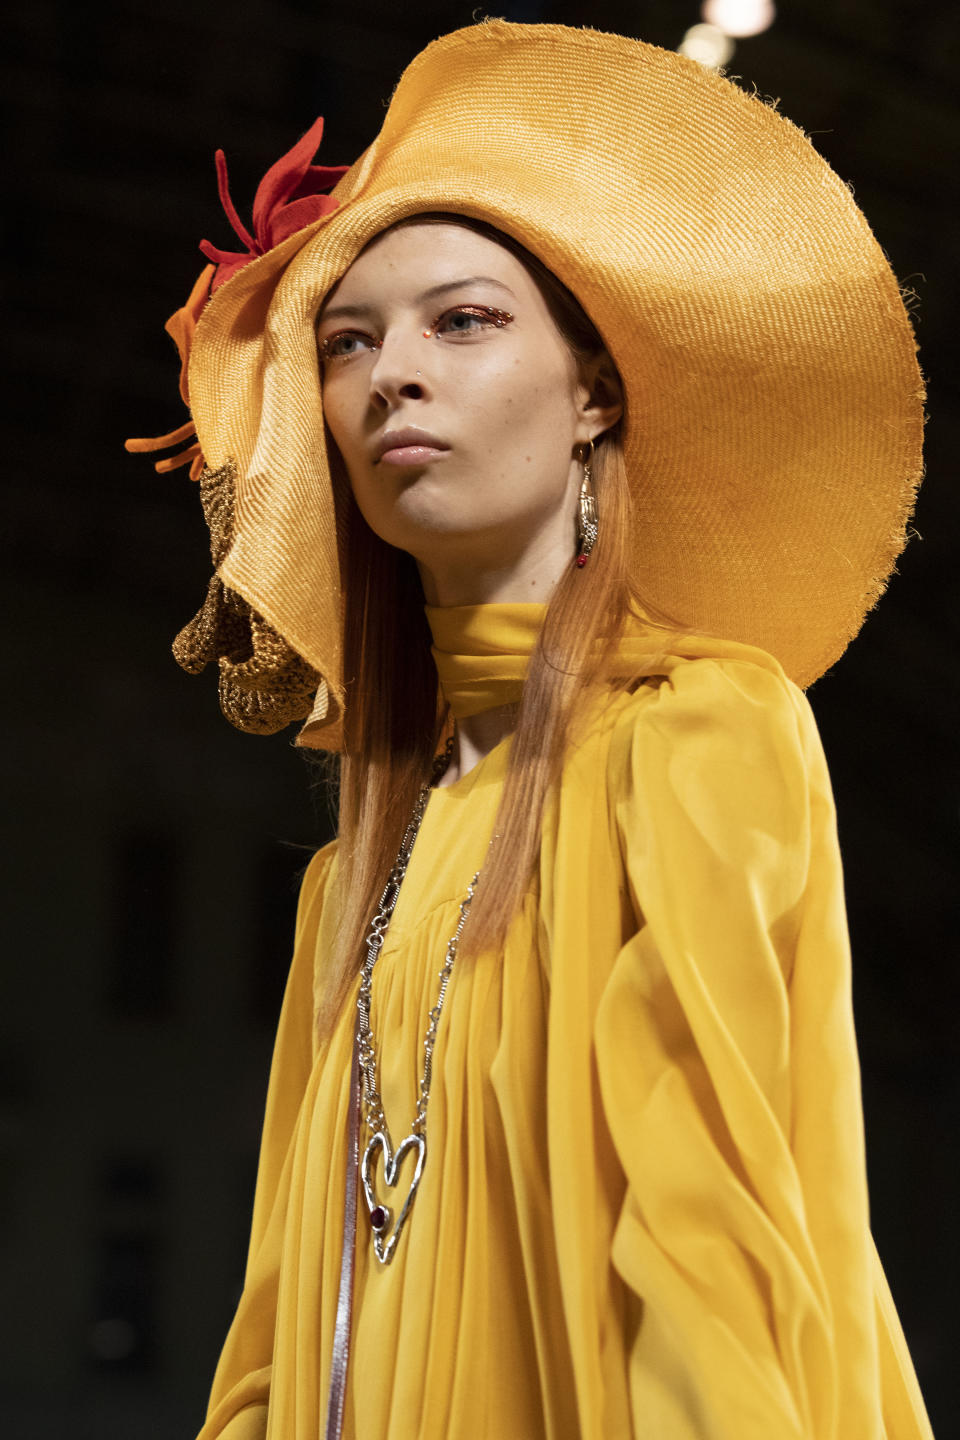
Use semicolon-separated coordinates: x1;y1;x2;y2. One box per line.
678;22;736;68
701;0;776;38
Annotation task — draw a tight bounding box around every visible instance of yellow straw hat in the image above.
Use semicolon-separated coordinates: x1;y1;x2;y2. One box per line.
143;19;925;743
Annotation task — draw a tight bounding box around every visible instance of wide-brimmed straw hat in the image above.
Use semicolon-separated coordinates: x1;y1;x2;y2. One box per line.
130;19;924;745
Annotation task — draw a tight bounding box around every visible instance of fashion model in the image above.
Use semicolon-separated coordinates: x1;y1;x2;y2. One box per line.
128;21;932;1440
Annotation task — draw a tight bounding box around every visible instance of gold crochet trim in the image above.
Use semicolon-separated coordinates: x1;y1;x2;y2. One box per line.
173;459;320;735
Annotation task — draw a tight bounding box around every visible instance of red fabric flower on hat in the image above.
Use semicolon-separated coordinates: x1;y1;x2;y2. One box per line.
200;116;349;291
126;118;348;479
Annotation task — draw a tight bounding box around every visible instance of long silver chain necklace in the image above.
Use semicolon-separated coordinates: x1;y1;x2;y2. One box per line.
356;739;481;1265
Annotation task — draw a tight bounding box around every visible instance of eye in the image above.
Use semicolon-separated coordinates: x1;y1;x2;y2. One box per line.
317;330;381;364
433;304;514;336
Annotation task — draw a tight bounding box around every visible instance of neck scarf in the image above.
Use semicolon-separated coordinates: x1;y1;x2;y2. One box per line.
424;602;793;722
425;603;546;719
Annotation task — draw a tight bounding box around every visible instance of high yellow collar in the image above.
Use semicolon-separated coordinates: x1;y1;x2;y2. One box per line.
425;603;546;719
424;600;791;720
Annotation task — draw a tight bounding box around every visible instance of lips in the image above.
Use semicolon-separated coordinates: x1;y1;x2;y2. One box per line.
375;427;450;463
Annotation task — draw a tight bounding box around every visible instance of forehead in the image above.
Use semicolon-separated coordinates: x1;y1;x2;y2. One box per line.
319;220;534;310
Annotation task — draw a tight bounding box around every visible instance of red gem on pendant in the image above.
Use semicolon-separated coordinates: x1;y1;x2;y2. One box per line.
369;1206;387;1230
576;554;588;568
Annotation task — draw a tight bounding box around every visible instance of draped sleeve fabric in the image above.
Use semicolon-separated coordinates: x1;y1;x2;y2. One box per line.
198;841;339;1440
591;654;932;1439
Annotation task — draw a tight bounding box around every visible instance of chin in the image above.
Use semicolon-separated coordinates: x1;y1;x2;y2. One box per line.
366;486;481;551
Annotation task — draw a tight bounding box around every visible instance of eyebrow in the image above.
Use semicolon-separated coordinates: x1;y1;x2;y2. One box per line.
318;275;517;324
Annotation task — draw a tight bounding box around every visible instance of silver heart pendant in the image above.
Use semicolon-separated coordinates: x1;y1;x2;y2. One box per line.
361;1130;427;1265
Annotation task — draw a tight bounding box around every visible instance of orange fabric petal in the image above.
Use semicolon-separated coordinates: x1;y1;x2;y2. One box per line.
124;426;203;478
125;420;196;453
164;264;216;406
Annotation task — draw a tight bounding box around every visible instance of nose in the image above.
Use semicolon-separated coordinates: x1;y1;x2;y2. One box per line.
369;330;429;408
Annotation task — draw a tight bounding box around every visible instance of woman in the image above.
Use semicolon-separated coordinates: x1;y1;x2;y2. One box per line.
128;20;932;1440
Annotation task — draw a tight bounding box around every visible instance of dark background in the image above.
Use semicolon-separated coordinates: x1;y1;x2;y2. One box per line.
3;1;956;1435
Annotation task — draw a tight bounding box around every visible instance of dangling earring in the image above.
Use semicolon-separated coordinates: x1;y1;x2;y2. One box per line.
575;439;597;568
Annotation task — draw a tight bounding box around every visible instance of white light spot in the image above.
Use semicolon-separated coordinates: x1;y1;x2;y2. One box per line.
701;0;776;38
679;23;736;68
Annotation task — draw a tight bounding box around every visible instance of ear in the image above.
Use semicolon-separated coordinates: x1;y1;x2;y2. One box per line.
575;350;623;443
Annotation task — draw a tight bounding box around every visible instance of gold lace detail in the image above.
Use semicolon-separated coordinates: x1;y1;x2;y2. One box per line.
173;459;320;734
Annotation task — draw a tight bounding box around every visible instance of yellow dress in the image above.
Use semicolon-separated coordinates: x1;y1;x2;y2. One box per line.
198;604;933;1440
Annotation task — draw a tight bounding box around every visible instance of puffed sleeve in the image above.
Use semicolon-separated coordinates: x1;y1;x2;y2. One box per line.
197;841;338;1440
595;656;932;1439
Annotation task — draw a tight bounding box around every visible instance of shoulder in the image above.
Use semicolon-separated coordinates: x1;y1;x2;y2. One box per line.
608;640;816;774
293;837;340;947
299;836;340;890
604;642;827;855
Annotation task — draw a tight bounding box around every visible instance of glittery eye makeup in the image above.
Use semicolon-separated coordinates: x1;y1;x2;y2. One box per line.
317;331;379;364
420;304;515;339
318;303;515;364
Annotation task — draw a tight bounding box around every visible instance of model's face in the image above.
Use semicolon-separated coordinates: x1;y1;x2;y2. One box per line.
316;221;611;601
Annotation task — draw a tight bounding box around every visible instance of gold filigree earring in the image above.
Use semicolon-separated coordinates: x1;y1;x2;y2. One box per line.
575;439;597;567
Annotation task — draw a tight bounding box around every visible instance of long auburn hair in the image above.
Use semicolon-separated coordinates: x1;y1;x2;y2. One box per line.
315;214;660;1039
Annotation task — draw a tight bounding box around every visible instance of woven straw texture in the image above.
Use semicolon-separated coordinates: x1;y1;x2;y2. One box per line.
188;19;925;737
